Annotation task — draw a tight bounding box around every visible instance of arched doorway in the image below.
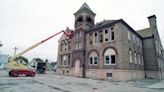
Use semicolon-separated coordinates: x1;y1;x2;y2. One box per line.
74;60;81;76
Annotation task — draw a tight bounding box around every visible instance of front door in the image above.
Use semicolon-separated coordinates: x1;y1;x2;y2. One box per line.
74;60;80;76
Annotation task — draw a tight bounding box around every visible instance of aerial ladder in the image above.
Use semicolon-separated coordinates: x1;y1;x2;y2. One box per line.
6;28;73;77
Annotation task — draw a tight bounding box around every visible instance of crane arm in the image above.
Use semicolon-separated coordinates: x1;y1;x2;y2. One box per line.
10;30;71;61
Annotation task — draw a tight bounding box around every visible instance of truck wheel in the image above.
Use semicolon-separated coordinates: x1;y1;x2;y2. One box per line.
30;72;35;77
11;71;19;77
9;71;12;77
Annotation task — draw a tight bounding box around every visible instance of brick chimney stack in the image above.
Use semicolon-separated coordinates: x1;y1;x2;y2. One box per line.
147;15;157;29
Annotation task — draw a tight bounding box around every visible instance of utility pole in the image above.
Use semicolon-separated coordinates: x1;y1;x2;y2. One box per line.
13;46;18;56
0;41;2;53
0;41;2;47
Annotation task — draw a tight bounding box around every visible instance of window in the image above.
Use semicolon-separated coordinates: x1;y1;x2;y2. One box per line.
99;31;103;42
136;38;139;46
89;33;93;44
60;56;63;65
105;56;110;64
68;40;71;49
75;43;78;50
64;40;68;51
89;57;98;65
107;73;112;80
76;31;81;38
111;28;114;40
89;51;98;65
138;54;141;64
94;57;98;64
133;35;135;43
94;32;98;43
104;29;109;42
111;55;115;64
104;48;116;65
155;41;158;53
61;40;69;52
86;17;93;23
129;50;133;63
61;42;63;52
75;42;81;50
68;55;70;65
128;31;131;40
141;56;144;65
140;40;142;48
63;55;67;65
76;16;83;25
134;52;137;64
90;57;93;64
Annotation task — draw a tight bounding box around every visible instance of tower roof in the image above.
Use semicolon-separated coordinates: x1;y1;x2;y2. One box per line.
79;2;92;11
74;2;95;16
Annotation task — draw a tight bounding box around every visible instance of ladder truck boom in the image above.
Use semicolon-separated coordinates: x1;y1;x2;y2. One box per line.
6;29;73;77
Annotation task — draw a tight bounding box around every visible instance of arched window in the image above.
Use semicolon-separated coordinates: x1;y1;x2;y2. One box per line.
129;50;133;63
104;48;116;65
89;51;98;65
75;16;83;25
86;16;93;24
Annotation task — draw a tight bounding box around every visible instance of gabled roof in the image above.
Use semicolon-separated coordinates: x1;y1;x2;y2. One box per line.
137;28;152;38
89;19;142;38
94;20;116;28
74;2;95;16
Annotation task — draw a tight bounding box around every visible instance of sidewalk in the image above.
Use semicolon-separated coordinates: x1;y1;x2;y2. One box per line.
145;80;164;89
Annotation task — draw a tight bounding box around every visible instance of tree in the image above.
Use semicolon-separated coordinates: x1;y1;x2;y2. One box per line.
16;56;28;65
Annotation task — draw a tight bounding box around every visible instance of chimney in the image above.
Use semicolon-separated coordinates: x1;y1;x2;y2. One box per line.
147;15;157;28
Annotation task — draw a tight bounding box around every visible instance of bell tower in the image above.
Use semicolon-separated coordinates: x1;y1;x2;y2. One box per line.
74;2;96;31
71;3;96;77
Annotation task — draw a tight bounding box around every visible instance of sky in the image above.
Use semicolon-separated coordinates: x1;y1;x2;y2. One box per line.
0;0;164;62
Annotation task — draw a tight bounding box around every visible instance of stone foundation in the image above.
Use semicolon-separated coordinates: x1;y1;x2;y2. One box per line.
85;69;145;81
57;68;146;81
145;71;164;79
56;67;83;77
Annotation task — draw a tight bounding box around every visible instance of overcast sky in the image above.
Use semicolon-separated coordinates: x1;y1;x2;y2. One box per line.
0;0;164;61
